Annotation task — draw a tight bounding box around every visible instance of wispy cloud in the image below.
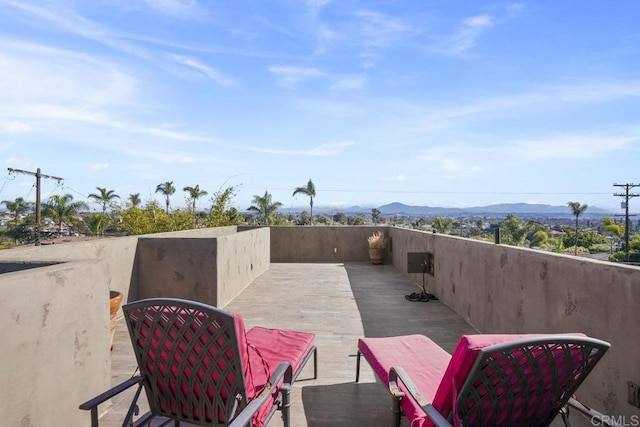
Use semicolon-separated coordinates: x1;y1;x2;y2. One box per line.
355;10;416;47
268;66;326;87
380;175;406;183
408;80;640;133
253;15;294;37
432;13;494;56
419;144;486;178
171;55;236;86
138;0;203;19
90;163;109;171
331;75;367;91
0;121;31;134
508;132;638;161
243;141;355;156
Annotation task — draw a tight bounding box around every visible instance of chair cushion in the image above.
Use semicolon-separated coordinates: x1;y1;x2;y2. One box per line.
431;333;587;424
430;334;530;424
236;316;315;427
358;335;451;426
246;326;316;381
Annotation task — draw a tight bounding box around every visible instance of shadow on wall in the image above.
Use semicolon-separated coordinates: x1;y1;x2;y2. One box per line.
0;261;61;273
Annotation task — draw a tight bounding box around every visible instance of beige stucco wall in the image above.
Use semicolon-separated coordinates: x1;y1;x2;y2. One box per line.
0;260;110;427
0;235;139;303
134;227;270;307
216;227;270;307
267;225;388;262
389;227;640;417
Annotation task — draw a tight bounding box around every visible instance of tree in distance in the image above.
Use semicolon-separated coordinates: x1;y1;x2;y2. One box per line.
42;194;89;234
292;179;316;225
88;187;120;214
156;181;176;214
567;201;588;255
183;185;208;213
248;191;282;226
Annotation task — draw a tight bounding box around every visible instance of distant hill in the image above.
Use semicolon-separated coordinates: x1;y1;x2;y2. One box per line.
377;202;610;217
312;202;611;217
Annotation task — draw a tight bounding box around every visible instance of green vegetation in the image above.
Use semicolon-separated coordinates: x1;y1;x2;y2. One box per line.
155;181;176;214
248;191;282;226
292;179;316;224
567;201;588;255
42;194;89;234
88;187;120;214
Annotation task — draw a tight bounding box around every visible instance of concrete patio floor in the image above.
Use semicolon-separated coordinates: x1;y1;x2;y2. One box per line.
97;262;591;426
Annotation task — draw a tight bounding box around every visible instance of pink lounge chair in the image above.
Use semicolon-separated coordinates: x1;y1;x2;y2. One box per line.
80;298;317;427
356;333;609;426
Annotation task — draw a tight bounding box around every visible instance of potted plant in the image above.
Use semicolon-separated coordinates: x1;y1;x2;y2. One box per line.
368;231;385;264
109;290;123;353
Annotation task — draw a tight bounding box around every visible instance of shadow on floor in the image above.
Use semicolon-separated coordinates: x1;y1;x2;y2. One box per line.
343;262;477;353
301;382;401;427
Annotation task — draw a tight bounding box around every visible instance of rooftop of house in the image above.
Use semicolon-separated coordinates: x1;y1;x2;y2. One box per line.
1;225;637;426
100;262;593;426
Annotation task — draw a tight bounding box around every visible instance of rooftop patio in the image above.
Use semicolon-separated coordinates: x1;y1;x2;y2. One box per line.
1;225;637;426
102;262;592;426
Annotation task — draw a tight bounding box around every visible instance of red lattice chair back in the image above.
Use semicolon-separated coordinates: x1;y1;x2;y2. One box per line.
450;336;609;427
124;299;254;425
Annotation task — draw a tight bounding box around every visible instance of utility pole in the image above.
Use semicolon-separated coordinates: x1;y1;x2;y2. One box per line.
7;168;63;246
613;183;639;262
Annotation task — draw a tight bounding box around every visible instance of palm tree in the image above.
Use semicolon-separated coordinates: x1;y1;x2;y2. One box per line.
567;201;588;255
247;191;282;225
2;197;34;225
42;194;89;234
183;185;208;212
88;187;120;214
292;179;316;224
128;193;142;208
156;181;176;214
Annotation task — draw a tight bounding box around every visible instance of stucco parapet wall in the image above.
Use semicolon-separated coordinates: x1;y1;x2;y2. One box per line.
0;259;110;427
388;226;640;417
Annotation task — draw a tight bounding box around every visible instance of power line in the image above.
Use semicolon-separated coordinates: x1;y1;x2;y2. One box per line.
613;183;640;262
7;168;63;246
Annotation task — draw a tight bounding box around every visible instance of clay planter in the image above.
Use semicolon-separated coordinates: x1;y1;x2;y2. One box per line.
369;247;384;265
109;290;124;353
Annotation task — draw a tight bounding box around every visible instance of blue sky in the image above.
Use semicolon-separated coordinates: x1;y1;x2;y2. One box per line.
1;1;639;214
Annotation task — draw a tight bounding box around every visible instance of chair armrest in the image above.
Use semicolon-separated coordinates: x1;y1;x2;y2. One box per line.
389;366;452;427
79;376;144;427
228;362;294;427
79;376;143;410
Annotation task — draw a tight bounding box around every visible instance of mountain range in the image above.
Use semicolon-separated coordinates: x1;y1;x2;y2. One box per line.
311;202;612;218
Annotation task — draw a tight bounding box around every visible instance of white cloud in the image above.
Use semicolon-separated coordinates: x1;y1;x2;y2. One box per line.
171;55;235;86
0;121;31;134
268;66;326;87
508;133;638;161
380;175;406;183
138;0;202;18
355;10;416;47
433;14;494;56
331;75;366;91
90;163;109;171
244;141;355;156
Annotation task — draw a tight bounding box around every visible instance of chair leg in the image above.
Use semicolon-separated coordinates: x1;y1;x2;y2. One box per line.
355;350;361;382
281;387;291;427
391;394;402;427
313;347;318;379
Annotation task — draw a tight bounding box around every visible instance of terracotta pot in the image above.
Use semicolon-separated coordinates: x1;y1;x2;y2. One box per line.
109;291;124;353
369;247;385;265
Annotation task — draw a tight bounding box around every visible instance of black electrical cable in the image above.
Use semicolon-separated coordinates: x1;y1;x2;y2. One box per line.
405;262;438;302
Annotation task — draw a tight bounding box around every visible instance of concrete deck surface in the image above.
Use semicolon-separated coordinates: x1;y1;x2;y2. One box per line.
96;262;590;426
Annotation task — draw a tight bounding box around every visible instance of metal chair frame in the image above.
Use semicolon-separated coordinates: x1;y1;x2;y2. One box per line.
386;335;610;427
80;298;298;427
